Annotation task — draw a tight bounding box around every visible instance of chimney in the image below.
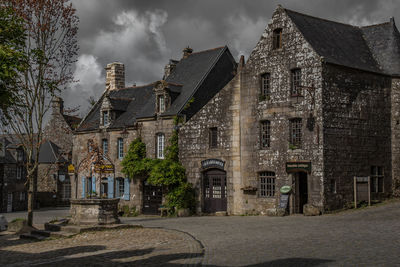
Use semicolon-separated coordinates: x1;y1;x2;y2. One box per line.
164;59;178;79
52;96;64;115
182;46;193;59
105;62;125;90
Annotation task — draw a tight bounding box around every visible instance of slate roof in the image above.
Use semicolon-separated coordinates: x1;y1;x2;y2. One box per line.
38;140;67;164
361;20;400;76
63;114;81;130
285;9;383;74
76;46;236;132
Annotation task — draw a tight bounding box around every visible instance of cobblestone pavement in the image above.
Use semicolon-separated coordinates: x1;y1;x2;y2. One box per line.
0;228;203;266
122;200;400;266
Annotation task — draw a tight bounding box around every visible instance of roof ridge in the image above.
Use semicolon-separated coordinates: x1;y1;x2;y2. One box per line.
284;8;359;28
112;82;156;91
190;46;226;55
166;82;183;87
361;21;391;28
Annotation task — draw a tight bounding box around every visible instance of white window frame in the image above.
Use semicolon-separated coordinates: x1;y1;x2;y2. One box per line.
103;111;109;126
118;138;124;159
157;133;165;159
159;95;165;113
102;139;108;155
118;178;125;198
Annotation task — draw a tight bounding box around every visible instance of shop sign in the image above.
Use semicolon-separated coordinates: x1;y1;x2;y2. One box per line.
201;159;225;169
67;164;75;173
94;164;114;173
286;162;311;173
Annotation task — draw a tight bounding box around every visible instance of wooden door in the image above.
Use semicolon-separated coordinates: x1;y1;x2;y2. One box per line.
203;169;227;213
143;183;163;214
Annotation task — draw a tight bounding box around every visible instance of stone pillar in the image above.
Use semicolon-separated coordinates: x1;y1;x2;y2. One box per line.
105;62;125;90
51;96;64;115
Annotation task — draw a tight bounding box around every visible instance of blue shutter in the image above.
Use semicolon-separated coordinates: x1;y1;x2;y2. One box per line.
81;177;86;198
123;178;130;200
116;178;120;198
108;177;114;198
92;176;96;194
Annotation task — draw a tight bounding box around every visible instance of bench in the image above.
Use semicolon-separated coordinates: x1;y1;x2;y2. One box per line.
158;207;168;217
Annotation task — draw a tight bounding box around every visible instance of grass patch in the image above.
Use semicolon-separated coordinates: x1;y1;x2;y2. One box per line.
10;218;25;223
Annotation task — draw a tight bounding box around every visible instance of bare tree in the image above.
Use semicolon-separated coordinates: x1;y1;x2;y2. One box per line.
1;0;78;226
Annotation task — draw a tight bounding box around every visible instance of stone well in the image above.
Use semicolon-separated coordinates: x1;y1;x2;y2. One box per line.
70;198;120;225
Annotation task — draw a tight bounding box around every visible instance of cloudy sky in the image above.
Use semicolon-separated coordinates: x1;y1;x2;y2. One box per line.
64;0;400;115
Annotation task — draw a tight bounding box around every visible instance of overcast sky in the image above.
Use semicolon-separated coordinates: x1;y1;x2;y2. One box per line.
64;0;400;116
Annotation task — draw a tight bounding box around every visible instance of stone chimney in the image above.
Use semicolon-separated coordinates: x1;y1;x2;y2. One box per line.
164;59;178;79
105;62;125;90
182;47;193;59
52;96;64;115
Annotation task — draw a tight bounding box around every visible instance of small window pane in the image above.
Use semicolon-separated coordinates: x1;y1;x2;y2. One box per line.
118;138;124;159
289;118;302;148
209;127;218;148
259;172;276;197
291;69;301;96
157;134;165;159
102;139;108;154
260;121;271;148
273;29;282;49
261;73;270;96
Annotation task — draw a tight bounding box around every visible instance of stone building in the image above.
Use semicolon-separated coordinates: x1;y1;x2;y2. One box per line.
37;97;80;207
72;46;237;214
0;135;28;212
179;6;400;215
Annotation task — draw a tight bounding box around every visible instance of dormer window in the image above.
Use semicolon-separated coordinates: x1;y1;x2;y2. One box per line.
273;28;282;49
158;95;165;113
103;111;109;126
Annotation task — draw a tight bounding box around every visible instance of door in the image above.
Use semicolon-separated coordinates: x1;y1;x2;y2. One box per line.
295;172;308;213
142;182;163;214
203;169;227;213
7;193;12;212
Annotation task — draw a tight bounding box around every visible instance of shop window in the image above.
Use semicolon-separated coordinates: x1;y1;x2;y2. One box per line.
260;73;271;97
118;138;124;159
371;166;384;193
260;121;271;149
209;127;218;148
273;28;282;49
157;133;165;159
259;171;276;197
289;118;302;148
291;69;302;96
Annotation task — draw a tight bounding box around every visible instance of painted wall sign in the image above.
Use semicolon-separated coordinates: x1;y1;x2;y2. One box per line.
201;159;225;169
94;164;114;173
286;162;311;173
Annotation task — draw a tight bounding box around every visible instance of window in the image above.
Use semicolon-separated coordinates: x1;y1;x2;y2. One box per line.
261;73;271;97
117;177;125;197
102;139;108;155
291;69;301;96
330;179;336;194
103;111;109;126
17;149;24;162
118;138;124;159
260;121;271;149
273;28;282;49
259;172;276;197
371;166;384;193
289;118;302;148
209;127;218;148
157;133;165;159
87;140;93;153
16;166;22;179
19;192;26;201
158;95;165;113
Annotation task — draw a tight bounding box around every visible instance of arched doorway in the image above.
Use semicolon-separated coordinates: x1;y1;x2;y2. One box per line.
203;169;227;213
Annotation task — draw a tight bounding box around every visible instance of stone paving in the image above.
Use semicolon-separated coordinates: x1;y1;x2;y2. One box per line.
122;200;400;266
0;228;203;266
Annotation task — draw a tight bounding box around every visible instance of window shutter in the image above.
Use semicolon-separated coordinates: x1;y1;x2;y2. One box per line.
92;176;96;194
81;177;86;198
108;177;114;198
123;178;130;200
115;178;120;198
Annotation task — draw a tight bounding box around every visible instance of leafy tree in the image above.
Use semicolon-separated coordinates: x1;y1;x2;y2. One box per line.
1;0;79;226
0;4;26;117
121;137;154;179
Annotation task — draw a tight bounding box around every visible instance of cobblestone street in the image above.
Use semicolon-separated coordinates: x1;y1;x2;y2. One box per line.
1;201;400;266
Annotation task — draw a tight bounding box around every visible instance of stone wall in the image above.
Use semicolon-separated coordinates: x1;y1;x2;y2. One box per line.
322;65;392;209
1;163;27;212
391;78;400;196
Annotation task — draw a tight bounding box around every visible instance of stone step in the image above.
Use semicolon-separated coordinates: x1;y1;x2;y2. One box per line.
59;225;82;234
44;223;62;232
20;233;47;241
31;230;52;237
49;231;76;238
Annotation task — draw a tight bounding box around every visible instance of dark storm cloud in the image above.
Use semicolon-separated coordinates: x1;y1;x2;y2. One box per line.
64;0;400;115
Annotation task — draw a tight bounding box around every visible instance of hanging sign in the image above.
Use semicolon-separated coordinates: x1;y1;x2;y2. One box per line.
201;159;225;169
68;164;75;174
59;174;66;182
94;164;114;173
286;162;311;173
